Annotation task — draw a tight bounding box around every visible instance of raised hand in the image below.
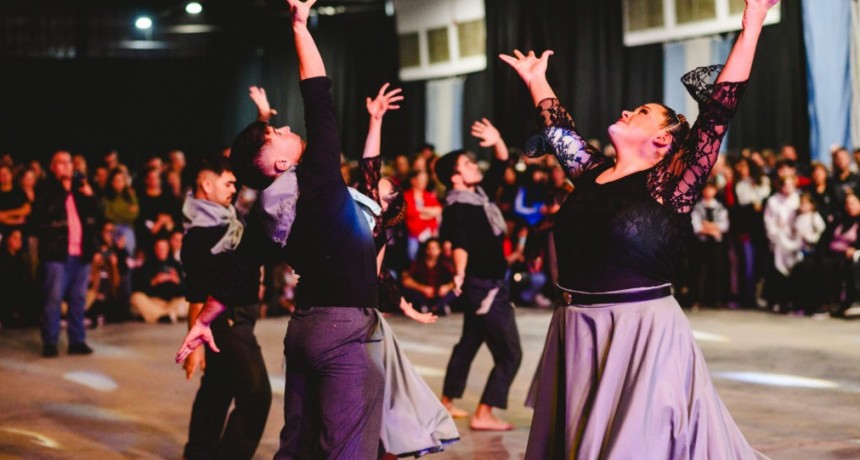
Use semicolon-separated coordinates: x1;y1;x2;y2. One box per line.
499;49;554;87
471;118;502;148
743;0;779;25
366;83;404;121
249;86;278;122
286;0;317;27
175;320;220;363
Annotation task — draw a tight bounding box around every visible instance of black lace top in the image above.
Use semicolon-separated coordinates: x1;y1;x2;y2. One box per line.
535;66;747;291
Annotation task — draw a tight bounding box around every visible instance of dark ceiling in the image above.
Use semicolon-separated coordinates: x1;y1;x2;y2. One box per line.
0;0;388;58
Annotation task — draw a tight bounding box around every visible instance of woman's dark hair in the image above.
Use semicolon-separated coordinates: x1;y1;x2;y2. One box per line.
105;168;134;201
380;178;405;228
657;104;691;158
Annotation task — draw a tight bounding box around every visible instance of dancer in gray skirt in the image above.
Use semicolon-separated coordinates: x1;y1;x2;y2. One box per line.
501;0;778;458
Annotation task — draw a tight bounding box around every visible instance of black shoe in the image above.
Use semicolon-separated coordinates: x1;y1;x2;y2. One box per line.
42;344;59;358
68;342;93;355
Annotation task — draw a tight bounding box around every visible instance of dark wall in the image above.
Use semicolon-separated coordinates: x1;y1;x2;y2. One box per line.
0;9;415;168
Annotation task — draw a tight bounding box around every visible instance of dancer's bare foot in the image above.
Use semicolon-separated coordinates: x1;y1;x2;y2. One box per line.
469;403;514;431
441;396;469;418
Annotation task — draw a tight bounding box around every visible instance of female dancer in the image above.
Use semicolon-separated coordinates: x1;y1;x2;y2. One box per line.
501;0;778;458
356;83;460;457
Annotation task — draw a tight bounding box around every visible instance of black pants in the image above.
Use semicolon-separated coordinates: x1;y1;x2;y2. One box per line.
184;306;272;460
443;277;522;409
275;307;384;460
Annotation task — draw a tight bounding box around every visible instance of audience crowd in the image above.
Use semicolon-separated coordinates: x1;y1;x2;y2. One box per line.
2;142;860;345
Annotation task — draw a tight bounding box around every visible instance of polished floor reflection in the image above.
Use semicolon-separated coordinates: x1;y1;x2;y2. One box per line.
2;308;860;459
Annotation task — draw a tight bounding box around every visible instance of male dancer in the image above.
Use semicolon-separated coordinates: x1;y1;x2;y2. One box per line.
433;119;523;431
181;158;271;460
177;0;383;457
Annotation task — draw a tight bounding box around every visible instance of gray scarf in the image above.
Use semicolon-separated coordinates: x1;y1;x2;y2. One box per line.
182;195;244;255
445;186;506;236
349;187;381;232
256;166;300;247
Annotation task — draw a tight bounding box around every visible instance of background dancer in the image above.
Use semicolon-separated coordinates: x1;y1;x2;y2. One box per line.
181;158;271;460
433;119;523;431
501;0;778;457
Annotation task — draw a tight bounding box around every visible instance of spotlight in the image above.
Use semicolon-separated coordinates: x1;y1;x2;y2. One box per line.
185;2;203;15
135;16;153;30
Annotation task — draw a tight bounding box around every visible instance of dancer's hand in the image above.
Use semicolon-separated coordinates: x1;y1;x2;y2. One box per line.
499;49;554;88
401;298;437;324
183;347;205;380
249;86;278;122
175;320;220;363
286;0;317;28
366;83;404;121
744;0;779;20
471;118;502;148
453;272;465;296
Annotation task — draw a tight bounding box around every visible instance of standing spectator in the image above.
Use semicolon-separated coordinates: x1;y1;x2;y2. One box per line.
72;154;88;178
391;153;411;188
137;166;177;254
495;165;519;218
763;175;800;312
18;168;37;205
831;147;857;207
513;165;549;227
169;228;183;263
733;156;770;308
90;165;110;198
806;162;837;223
401;238;456;315
0;164;31;239
691;181;730;308
102;168;139;255
87;220;131;324
130;238;186;324
0;229;37;328
403;170;442;260
31;150;98;357
790;193;827;315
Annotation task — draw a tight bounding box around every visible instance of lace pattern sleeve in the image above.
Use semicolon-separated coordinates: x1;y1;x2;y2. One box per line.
526;98;609;184
358;157;384;238
649;65;748;213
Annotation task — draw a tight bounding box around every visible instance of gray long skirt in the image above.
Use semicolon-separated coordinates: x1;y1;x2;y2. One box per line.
525;296;769;460
376;312;460;457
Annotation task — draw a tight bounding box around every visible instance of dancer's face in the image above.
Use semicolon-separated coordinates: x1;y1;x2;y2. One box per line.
200;170;237;207
608;103;672;156
258;125;304;178
453;154;482;187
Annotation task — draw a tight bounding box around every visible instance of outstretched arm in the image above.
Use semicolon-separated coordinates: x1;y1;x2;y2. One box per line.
249;86;278;123
498;50;556;106
287;0;325;80
362;83;403;159
717;0;779;83
471;118;508;163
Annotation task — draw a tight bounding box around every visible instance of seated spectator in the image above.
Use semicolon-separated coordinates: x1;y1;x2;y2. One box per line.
169;228;183;262
0;164;31;240
130;238;187;323
86;220;132;325
401;238;456;315
0;229;37;327
137;167;177;254
691;181;730;309
806;162;838;223
102;168;139;254
403;170;442;260
813;193;860;316
513;165;549;227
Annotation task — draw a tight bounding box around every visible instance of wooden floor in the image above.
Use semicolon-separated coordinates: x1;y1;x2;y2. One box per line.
1;308;860;459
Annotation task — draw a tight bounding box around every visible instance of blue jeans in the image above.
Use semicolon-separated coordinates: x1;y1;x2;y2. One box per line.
42;256;91;346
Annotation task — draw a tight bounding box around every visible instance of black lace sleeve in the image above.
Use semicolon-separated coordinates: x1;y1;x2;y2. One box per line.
648;65;748;213
358;157;384;240
527;98;610;184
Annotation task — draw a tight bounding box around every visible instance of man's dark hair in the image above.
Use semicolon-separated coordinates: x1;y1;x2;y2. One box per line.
193;156;233;194
433;149;470;189
229;121;274;190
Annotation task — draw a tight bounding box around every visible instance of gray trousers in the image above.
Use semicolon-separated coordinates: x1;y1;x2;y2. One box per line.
275;307;384;460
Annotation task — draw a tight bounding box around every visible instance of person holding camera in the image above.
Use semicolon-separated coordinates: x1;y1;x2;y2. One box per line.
31;150;99;357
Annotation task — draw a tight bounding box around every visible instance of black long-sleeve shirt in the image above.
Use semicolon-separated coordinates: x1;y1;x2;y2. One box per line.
439;157;508;281
283;77;378;308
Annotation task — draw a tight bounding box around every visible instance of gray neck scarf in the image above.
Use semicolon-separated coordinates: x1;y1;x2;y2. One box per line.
445;186;506;236
348;187;381;232
182;194;244;255
256;166;299;247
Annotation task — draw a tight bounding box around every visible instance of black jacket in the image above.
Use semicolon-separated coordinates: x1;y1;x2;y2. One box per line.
31;178;99;262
